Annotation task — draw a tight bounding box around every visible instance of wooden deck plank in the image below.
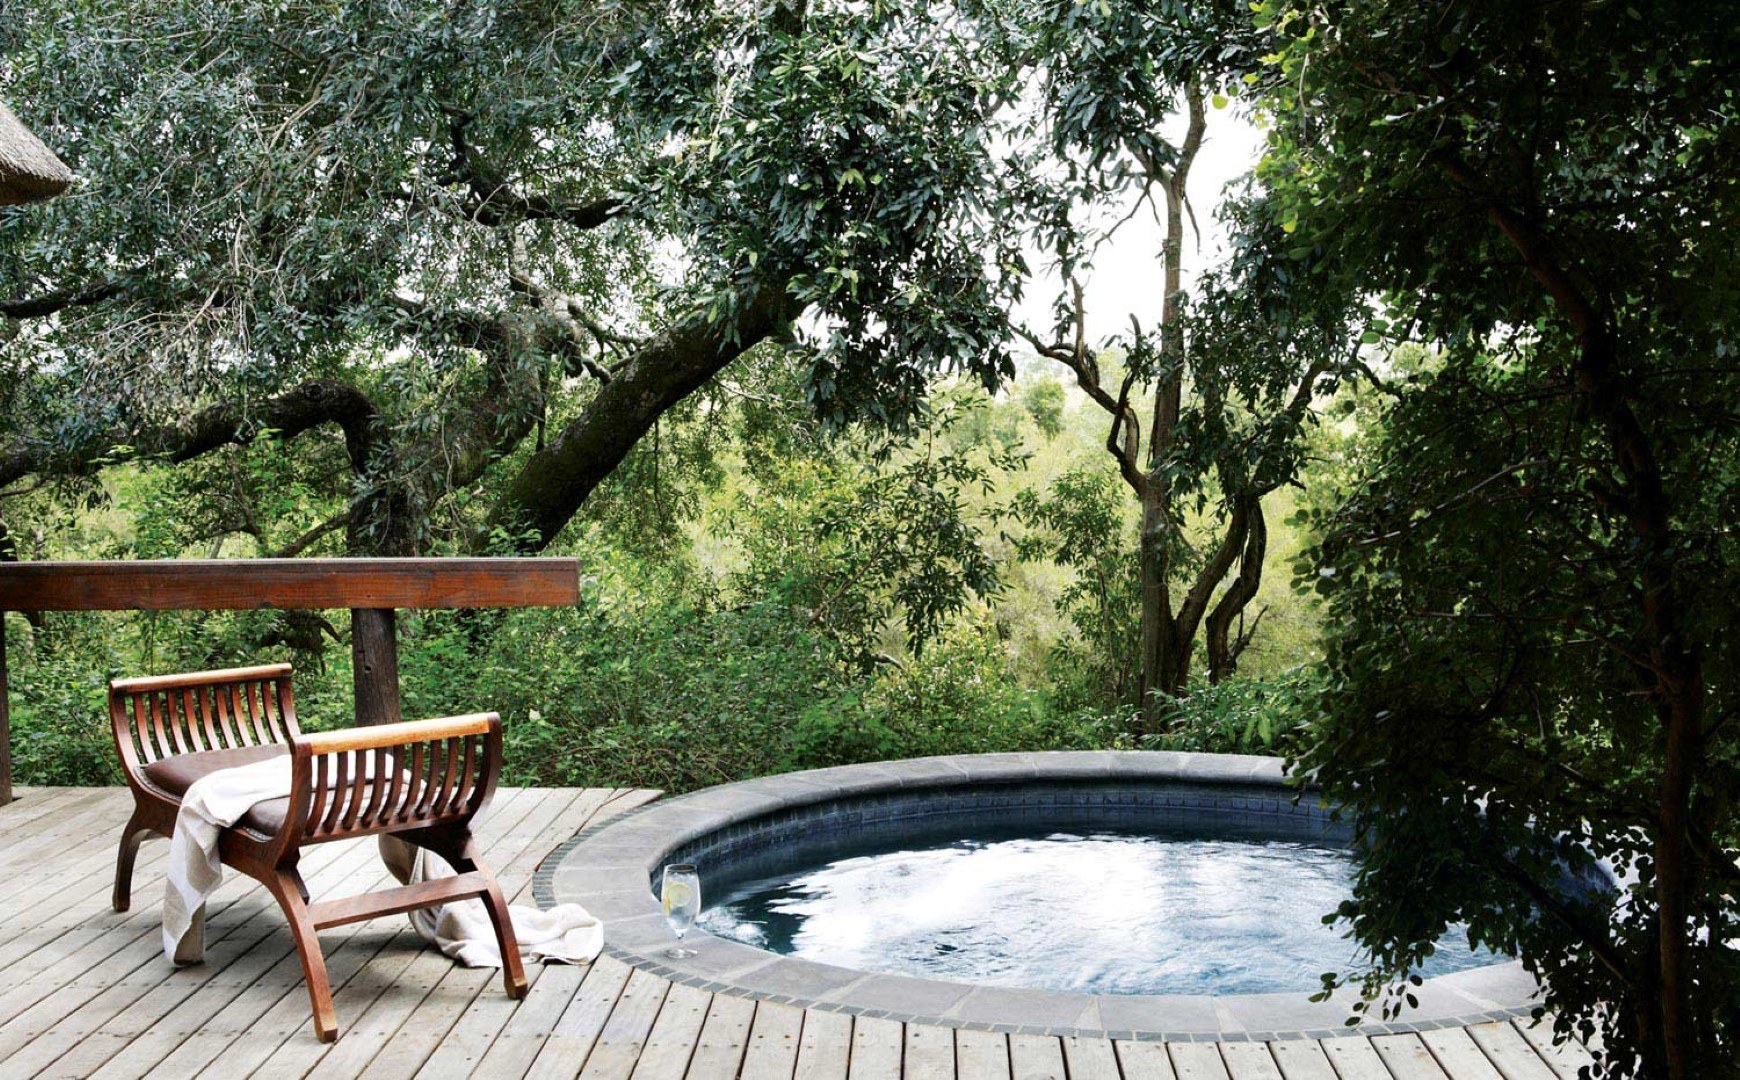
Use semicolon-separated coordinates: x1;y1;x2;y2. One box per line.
793;1010;854;1080
1417;1028;1506;1080
1219;1042;1284;1080
75;816;465;1080
389;788;652;1080
26;899;347;1077
682;993;757;1080
954;1029;1011;1080
1510;1020;1599;1080
737;1001;804;1080
904;1023;957;1080
1113;1041;1178;1080
1371;1034;1452;1080
625;982;713;1080
848;1016;904;1080
0;840;194;976
0;786;97;832
0;790;116;875
0;837;200;971
1266;1040;1338;1080
466;961;592;1079
523;955;636;1080
1061;1036;1120;1080
1008;1034;1065;1080
0;794;385;1037
1467;1023;1575;1080
302;787;643;1080
574;967;676;1080
1318;1037;1394;1080
1167;1043;1231;1080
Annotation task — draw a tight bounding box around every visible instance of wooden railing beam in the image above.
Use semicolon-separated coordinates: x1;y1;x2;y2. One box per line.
0;558;579;612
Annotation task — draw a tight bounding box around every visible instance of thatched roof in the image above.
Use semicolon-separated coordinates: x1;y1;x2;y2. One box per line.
0;100;72;205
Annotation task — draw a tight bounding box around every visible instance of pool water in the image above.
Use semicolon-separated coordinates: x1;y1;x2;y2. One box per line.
696;829;1501;996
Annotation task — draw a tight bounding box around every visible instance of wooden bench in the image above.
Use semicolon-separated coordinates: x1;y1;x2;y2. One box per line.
110;661;526;1043
0;557;583;1043
0;557;580;804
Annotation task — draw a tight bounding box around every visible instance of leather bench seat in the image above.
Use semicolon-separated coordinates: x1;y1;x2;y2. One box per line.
138;744;413;834
140;744;302;833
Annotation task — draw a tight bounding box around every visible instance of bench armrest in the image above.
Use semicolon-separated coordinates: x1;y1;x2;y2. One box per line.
281;713;502;847
297;713;495;755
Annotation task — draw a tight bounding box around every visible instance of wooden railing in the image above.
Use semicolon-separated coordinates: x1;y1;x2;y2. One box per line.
0;557;579;805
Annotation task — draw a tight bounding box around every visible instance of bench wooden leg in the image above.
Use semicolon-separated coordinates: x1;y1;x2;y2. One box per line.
423;833;528;999
113;812;153;913
265;866;340;1043
480;876;529;1000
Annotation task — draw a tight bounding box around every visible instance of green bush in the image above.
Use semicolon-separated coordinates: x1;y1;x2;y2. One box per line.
789;619;1122;768
9;646;118;786
1143;666;1324;757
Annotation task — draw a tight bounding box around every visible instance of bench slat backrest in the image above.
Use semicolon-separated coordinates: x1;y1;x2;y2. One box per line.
109;663;299;767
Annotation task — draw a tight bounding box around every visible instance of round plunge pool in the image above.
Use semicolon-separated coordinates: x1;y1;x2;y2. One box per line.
695;824;1500;997
540;752;1545;1039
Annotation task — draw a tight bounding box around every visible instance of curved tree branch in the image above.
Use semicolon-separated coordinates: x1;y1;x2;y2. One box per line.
0;377;381;491
439;108;623;230
485;280;804;550
0;280;128;319
171;378;381;473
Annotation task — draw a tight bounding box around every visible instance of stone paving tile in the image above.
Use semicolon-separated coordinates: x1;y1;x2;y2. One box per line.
820;973;974;1016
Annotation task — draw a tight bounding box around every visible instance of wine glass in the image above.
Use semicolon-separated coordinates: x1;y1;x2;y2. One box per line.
661;862;701;959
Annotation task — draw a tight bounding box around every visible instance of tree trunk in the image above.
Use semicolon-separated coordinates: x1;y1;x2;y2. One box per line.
1442;152;1708;1076
486;282;801;551
1205;495;1267;682
1136;490;1181;727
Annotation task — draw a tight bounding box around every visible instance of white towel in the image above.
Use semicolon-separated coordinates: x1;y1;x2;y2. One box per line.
164;754;295;963
379;835;604;967
164;757;603;969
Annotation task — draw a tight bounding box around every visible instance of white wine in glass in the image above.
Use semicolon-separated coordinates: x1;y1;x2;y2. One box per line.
662;863;701;959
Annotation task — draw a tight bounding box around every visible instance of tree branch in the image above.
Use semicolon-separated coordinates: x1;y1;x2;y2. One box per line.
0;377;381;490
171;378;381;474
485;280;804;550
0;280;128;319
439;108;623;230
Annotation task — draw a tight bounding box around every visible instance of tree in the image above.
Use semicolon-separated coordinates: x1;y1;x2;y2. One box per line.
1259;1;1740;1075
1;1;1021;557
1018;375;1066;440
1008;0;1355;726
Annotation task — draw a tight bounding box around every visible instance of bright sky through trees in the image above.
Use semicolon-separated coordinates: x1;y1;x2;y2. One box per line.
1015;106;1265;347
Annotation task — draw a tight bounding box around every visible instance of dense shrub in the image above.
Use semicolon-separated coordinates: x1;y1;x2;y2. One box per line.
1144;666;1324;757
788;619;1124;769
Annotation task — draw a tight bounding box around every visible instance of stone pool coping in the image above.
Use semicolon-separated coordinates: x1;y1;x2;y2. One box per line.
533;751;1544;1041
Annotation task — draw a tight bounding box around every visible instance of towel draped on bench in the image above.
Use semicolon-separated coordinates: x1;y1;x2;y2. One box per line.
165;757;604;967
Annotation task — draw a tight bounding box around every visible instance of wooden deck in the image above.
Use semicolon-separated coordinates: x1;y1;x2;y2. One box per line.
0;787;1601;1080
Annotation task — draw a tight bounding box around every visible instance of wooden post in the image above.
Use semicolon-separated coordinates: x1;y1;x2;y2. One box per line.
1;613;10;806
351;608;402;727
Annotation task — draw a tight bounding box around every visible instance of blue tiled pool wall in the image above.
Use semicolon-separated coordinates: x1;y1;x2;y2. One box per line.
660;779;1354;899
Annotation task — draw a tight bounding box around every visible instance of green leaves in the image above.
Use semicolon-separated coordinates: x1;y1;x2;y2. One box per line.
606;2;1023;428
1260;1;1740;1066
